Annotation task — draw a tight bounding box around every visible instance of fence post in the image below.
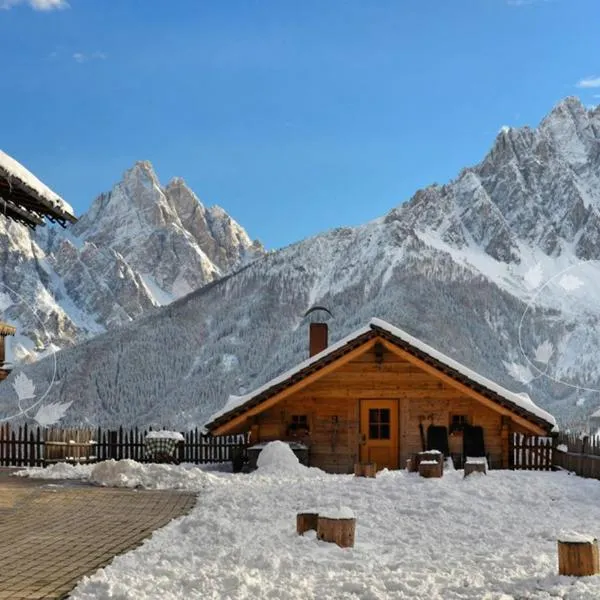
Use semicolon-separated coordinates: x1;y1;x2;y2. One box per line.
108;430;118;460
178;435;185;464
581;436;589;478
551;431;559;471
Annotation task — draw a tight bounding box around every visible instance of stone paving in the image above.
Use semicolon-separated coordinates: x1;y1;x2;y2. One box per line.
0;470;197;599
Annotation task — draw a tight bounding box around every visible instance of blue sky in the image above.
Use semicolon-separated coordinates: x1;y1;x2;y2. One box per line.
1;0;599;249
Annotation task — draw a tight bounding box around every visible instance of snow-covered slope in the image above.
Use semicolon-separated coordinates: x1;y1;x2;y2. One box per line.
0;161;264;362
3;96;600;428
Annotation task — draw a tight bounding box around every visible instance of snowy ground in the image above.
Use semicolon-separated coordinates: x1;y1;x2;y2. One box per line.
18;448;600;599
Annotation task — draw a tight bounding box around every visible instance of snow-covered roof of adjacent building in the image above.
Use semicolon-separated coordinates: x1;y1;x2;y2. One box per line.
0;150;77;228
0;322;16;337
205;318;557;433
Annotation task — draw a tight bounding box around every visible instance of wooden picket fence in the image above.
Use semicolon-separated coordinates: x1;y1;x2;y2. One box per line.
509;433;554;470
0;423;248;467
552;431;600;479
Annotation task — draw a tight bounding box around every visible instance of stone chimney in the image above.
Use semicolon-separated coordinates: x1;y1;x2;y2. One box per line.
309;322;328;357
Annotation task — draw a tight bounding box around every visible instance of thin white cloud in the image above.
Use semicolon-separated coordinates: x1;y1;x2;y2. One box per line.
1;0;68;10
72;51;108;63
506;0;549;5
577;76;600;89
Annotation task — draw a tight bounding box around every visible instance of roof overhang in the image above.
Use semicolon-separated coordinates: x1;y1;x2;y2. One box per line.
0;150;77;228
205;319;556;436
0;322;16;337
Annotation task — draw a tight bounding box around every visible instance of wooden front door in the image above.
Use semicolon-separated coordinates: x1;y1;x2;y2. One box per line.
359;399;399;470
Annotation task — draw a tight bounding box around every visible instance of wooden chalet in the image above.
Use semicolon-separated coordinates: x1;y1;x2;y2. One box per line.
205;318;556;473
0;321;16;382
0;150;77;228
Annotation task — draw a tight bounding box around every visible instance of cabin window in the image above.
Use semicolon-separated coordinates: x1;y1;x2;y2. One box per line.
450;414;469;434
287;415;309;436
368;408;390;440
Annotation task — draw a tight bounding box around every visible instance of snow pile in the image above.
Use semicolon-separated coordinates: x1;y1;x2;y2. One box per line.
145;430;184;441
89;460;211;491
18;459;216;491
320;506;355;519
465;457;488;465
254;441;314;476
70;469;600;600
14;462;94;480
558;531;597;543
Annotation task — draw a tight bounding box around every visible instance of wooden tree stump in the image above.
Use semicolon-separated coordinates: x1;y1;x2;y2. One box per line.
464;458;487;477
354;462;377;477
317;516;356;548
558;535;600;576
419;460;442;478
296;512;319;535
416;451;443;474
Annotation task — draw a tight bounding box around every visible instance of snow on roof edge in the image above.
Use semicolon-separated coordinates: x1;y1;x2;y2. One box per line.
370;318;556;428
207;318;556;430
206;325;373;424
0;150;75;219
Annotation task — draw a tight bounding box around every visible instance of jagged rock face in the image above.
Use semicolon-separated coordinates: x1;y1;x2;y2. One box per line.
0;161;263;361
71;162;264;300
3;96;600;428
400;98;600;263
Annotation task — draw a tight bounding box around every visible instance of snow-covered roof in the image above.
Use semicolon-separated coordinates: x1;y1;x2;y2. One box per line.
590;408;600;419
205;318;557;432
0;322;16;337
0;150;77;228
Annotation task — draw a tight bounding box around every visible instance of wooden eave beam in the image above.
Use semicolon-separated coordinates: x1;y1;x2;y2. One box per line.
0;197;44;228
211;338;378;435
0;175;76;225
377;337;549;435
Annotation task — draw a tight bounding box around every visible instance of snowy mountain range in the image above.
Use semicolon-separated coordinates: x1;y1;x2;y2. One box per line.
2;96;600;428
0;161;263;362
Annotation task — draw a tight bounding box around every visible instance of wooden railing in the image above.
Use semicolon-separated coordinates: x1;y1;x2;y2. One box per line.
510;433;554;470
0;424;247;467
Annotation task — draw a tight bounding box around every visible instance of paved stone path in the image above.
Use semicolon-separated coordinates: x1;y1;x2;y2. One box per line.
0;470;196;599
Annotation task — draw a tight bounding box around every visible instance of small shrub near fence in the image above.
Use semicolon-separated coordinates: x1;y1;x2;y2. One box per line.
0;424;248;467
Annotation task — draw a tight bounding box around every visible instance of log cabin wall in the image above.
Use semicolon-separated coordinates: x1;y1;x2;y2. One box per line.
252;342;539;472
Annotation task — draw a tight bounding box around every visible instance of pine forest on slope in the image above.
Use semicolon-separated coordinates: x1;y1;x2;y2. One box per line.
2;96;600;428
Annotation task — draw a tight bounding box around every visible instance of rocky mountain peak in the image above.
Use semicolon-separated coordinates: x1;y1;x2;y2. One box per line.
396;96;600;264
0;158;264;363
4;95;600;427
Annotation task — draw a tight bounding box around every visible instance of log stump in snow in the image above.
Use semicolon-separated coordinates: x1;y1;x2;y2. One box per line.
558;535;599;576
416;451;443;473
317;510;356;548
354;462;377;477
464;458;487;477
296;512;319;535
418;460;442;478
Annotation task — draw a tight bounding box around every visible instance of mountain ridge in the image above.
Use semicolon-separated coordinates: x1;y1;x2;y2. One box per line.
2;96;600;428
0;160;263;363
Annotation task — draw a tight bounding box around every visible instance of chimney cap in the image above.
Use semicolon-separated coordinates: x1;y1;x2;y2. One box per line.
303;306;333;321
